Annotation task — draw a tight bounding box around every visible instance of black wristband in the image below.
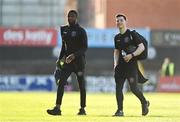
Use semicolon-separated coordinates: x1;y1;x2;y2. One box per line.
131;53;135;57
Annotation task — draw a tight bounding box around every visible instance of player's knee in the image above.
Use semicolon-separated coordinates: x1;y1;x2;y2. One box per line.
58;79;67;86
77;75;85;82
54;69;61;81
116;84;123;91
129;77;136;83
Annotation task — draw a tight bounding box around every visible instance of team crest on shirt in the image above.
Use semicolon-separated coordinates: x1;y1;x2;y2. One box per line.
124;37;130;43
63;31;67;34
71;31;76;37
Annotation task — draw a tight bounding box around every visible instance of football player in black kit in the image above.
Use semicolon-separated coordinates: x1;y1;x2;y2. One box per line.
47;10;88;116
113;14;150;116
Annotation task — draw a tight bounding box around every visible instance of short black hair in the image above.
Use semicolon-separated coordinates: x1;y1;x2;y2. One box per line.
115;14;127;20
68;10;78;17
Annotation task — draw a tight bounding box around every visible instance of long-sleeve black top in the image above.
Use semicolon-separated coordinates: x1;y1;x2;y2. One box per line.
58;23;88;65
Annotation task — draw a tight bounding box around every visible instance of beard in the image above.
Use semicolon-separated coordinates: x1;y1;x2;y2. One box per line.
68;20;76;26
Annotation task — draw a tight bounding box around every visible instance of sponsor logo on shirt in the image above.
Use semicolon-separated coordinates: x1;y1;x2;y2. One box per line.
71;31;76;37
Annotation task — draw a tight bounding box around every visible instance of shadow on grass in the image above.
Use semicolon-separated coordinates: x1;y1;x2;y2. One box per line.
147;115;180;118
88;115;180;118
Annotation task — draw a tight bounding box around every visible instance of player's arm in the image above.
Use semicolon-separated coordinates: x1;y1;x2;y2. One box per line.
74;29;88;57
57;26;66;67
131;31;145;57
114;49;120;69
124;43;144;62
58;41;66;60
58;26;66;60
132;43;145;57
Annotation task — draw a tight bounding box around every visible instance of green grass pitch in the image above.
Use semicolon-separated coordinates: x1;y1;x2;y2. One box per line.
0;92;180;122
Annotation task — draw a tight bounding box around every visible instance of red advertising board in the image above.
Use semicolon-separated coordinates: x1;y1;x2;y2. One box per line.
157;76;180;92
0;27;57;47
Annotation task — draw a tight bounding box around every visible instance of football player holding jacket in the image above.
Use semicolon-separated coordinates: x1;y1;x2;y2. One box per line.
47;10;88;116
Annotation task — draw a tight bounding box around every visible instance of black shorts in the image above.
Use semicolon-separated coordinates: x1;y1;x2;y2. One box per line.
114;64;148;83
54;63;85;84
114;63;138;81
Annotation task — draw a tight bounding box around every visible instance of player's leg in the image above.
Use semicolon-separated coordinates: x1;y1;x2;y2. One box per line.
127;73;150;116
47;69;72;116
113;67;126;116
75;70;86;115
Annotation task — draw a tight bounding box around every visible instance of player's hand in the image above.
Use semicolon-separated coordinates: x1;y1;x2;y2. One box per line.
123;54;133;62
65;54;75;64
56;59;64;69
114;63;118;69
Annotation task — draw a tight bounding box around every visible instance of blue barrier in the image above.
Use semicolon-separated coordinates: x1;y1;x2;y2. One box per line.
0;75;56;91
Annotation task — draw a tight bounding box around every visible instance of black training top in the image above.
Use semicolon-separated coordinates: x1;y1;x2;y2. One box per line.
114;29;142;67
58;23;88;60
58;23;88;70
114;29;147;80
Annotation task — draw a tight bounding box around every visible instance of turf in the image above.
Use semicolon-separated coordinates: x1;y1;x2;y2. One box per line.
0;92;180;122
